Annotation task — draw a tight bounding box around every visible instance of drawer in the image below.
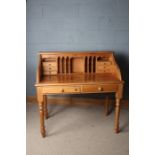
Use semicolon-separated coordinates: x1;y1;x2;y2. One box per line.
43;66;57;71
43;65;57;71
96;65;112;73
43;62;57;67
96;61;111;65
82;84;117;93
43;70;57;75
43;86;81;94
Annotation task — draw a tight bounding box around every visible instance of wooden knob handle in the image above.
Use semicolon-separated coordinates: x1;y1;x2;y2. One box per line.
61;89;64;92
75;88;77;91
98;87;103;91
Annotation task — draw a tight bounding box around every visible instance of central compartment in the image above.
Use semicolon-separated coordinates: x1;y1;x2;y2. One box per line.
71;57;85;73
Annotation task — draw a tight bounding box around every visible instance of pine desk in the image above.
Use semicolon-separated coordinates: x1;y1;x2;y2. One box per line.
35;51;124;137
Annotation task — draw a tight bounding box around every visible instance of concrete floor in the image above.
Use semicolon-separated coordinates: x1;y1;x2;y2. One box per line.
27;103;128;155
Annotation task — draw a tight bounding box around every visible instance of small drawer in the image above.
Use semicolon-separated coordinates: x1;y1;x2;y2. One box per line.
96;65;112;73
43;86;81;94
42;62;57;67
96;61;111;65
43;70;57;75
82;84;117;93
43;66;57;71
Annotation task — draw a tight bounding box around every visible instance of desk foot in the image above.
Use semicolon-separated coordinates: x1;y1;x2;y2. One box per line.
41;130;46;138
115;128;119;134
104;96;109;116
114;98;120;134
39;101;46;138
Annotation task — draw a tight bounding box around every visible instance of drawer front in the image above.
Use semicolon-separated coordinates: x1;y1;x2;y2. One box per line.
43;66;57;71
96;65;112;73
43;70;57;75
43;62;57;68
82;84;118;93
43;86;81;94
96;61;111;66
43;62;57;67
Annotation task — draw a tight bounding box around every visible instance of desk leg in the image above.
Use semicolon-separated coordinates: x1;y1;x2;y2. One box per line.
39;101;45;137
43;95;48;119
105;96;109;116
114;98;120;133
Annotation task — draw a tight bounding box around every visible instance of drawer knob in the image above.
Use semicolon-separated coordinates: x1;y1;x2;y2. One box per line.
61;89;64;92
75;88;78;91
98;87;103;91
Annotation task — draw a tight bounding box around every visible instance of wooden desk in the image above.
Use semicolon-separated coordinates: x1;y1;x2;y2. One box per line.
35;51;124;137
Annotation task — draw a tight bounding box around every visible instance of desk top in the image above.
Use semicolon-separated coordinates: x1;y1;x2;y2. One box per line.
35;73;123;86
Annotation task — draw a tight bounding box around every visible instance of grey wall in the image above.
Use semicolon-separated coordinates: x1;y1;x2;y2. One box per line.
26;0;129;98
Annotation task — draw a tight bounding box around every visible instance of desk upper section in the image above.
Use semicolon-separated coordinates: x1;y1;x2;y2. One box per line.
36;51;122;84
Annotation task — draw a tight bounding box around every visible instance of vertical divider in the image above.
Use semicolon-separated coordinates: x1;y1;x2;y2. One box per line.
94;56;96;73
70;57;72;73
71;57;73;73
68;57;70;74
67;57;69;73
64;57;66;74
56;57;59;74
57;57;59;73
66;57;68;74
62;57;64;73
85;57;87;73
60;57;62;73
91;56;94;73
83;56;85;74
87;56;89;73
59;57;62;73
89;56;92;73
93;56;95;73
65;57;67;74
96;56;98;73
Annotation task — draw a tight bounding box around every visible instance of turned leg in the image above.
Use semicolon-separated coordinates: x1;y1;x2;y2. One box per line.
104;96;109;116
43;95;48;119
114;98;121;133
39;101;45;137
